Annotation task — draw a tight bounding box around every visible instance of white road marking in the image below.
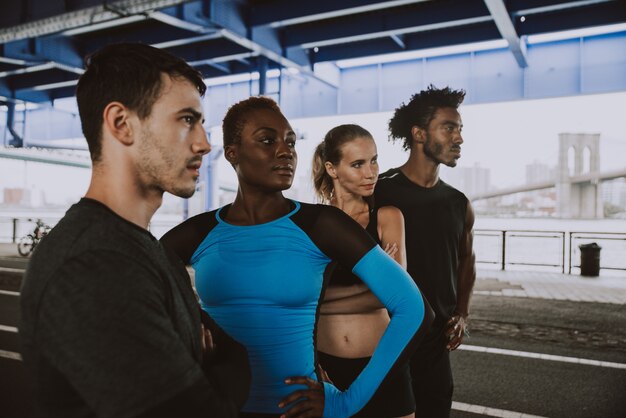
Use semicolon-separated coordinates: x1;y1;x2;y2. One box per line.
0;289;19;296
460;344;626;370
0;324;18;333
0;349;21;361
453;401;547;417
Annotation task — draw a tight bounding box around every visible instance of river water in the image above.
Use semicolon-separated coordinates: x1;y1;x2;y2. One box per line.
2;211;625;277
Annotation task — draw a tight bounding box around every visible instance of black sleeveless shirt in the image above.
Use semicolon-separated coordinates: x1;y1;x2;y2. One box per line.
375;168;468;330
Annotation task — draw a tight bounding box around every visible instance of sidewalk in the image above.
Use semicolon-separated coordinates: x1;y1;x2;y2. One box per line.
2;243;625;304
475;268;626;304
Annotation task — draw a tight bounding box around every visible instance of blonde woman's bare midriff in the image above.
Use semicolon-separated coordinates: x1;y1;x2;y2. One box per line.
316;309;390;358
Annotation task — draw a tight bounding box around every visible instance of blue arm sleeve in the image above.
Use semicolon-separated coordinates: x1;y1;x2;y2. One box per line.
322;245;426;417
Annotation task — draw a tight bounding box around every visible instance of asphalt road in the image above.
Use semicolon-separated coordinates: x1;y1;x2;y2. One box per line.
1;265;625;418
450;295;626;418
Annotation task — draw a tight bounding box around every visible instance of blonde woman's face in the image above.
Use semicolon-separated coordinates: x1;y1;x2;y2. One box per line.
330;137;379;198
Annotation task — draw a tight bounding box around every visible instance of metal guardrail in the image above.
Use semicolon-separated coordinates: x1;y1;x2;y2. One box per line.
568;231;626;274
474;229;626;275
3;221;625;275
0;217;60;243
0;217;180;244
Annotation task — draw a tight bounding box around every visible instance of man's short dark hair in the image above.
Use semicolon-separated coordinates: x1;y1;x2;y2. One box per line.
388;84;466;151
76;43;206;162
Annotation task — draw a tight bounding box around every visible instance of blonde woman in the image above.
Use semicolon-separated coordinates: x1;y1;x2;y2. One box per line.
312;124;418;418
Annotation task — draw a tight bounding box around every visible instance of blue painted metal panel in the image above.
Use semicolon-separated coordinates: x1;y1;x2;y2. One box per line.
525;39;581;99
339;65;378;114
422;54;472;99
582;32;626;93
4;36;82;68
380;60;423;111
24;108;81;142
208;0;246;37
299;77;338;118
278;76;304;118
472;48;524;103
250;77;280;97
230;81;255;105
206;84;231;128
159;1;214;28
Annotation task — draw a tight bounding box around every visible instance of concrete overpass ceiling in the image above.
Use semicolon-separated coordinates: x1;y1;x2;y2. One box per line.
0;0;624;106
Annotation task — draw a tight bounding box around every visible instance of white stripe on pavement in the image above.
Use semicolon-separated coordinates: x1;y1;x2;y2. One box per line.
0;324;18;333
0;289;19;296
0;349;21;361
460;344;626;370
453;401;546;417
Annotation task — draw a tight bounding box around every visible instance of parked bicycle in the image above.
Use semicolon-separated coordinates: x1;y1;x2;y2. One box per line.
18;219;51;257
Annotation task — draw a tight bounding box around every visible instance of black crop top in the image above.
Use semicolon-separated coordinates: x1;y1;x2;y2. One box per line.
328;207;381;287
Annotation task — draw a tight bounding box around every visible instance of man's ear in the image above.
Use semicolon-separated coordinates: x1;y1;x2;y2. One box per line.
324;161;337;179
102;102;134;146
224;144;238;165
411;125;425;144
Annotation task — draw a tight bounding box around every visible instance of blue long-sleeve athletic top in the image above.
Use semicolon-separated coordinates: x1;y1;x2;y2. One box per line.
161;201;433;417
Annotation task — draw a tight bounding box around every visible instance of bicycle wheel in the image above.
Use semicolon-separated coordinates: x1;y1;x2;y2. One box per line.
18;235;35;256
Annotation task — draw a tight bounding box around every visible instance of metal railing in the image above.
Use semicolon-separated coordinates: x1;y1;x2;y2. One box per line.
474;229;626;275
568;231;626;274
0;217;180;244
3;220;625;275
0;217;61;243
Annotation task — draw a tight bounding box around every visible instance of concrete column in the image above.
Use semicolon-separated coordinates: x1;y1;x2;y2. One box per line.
557;133;602;219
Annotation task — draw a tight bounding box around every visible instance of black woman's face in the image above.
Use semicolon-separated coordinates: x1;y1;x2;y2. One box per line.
228;108;298;191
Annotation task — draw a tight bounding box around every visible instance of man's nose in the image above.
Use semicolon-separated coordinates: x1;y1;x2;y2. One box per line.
193;129;211;155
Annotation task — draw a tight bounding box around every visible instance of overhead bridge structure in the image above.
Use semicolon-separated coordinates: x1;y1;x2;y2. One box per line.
1;0;623;103
469;167;626;200
470;133;626;219
1;0;626;149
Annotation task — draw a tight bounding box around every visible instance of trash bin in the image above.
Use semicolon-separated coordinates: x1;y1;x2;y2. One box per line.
579;242;601;277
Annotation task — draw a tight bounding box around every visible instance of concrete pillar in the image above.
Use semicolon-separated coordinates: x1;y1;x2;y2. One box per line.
557;133;602;218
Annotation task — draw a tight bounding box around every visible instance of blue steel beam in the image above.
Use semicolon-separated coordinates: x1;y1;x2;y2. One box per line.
281;0;491;47
0;78;10;98
214;2;311;68
72;20;202;53
507;0;617;16
483;0;528;67
249;0;431;27
156;1;217;31
6;102;23;147
12;89;51;103
3;36;83;69
0;0;189;44
146;0;312;68
6;69;79;91
314;22;500;62
12;83;79;103
515;2;626;35
163;38;250;63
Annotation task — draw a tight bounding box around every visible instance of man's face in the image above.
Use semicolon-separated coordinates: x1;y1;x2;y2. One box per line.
134;74;210;198
421;107;464;167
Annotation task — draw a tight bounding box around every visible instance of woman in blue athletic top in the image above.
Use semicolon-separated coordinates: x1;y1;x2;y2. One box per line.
312;124;415;418
161;97;433;418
